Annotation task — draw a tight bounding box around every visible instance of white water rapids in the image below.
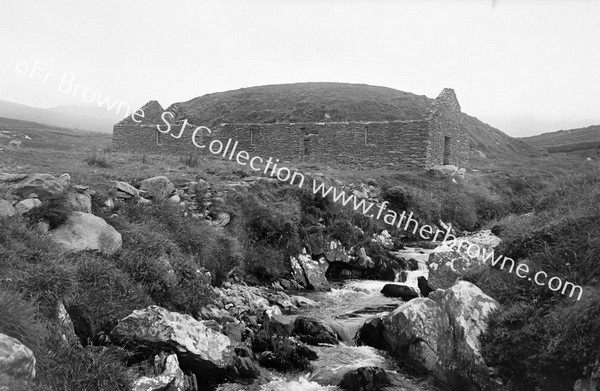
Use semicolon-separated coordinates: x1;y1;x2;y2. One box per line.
257;246;440;390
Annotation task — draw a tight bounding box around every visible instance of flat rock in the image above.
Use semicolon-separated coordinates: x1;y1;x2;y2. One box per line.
111;305;233;385
0;173;28;182
139;176;175;200
0;200;16;218
47;211;122;255
380;284;419;300
13;173;65;200
0;333;36;388
67;192;92;213
14;198;42;214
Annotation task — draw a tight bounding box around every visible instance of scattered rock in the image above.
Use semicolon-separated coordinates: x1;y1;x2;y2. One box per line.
137;197;152;205
291;296;318;308
0;173;28;182
356;247;375;269
292;250;330;291
211;212;231;227
58;173;71;187
67;191;92;213
380;284;419;300
339;366;391;391
12;173;65;200
429;165;458;177
0;333;36;388
417;276;434;298
373;230;394;250
168;194;181;204
132;353;188;391
293;316;340;345
47;211;122;255
14;198;42;214
0;200;16;218
263;308;294;337
355;316;386;350
139;176;175;200
115;181;139;198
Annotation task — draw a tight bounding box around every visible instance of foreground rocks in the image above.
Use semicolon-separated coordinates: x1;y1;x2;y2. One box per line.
361;281;499;390
0;333;36;389
111;305;234;386
12;173;65;200
47;211;122;255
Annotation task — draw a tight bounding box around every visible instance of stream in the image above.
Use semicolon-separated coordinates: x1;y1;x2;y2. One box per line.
259;247;439;391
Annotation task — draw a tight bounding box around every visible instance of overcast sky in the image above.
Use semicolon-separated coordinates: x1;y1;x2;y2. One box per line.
0;0;598;137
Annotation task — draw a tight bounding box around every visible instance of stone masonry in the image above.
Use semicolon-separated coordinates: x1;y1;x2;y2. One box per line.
112;89;469;169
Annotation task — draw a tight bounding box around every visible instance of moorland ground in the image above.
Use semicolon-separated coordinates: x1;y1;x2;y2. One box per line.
1;139;599;390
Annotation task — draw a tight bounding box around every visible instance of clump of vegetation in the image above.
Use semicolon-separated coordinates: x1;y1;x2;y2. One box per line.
467;166;600;390
85;151;112;168
180;153;201;168
24;193;72;229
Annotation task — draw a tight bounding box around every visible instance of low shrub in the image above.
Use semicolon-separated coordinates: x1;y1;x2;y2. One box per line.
84;151;112;168
180;153;200;168
24;193;72;229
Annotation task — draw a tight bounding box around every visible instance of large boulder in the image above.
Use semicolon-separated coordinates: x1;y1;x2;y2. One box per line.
12;173;65;200
111;305;233;385
338;367;391;391
67;191;92;213
14;198;42;214
355;315;386;350
324;240;350;263
115;181;139;199
430;281;500;389
293;316;340;345
0;200;16;218
47;211;122;255
139;176;175;200
381;281;499;390
382;298;449;371
293;250;330;291
290;256;309;288
262;308;294;337
0;333;36;388
380;284;419;300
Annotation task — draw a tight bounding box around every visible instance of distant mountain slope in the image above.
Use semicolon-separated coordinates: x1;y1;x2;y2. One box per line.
168;82;538;159
0;100;118;133
0;117;111;150
463;114;539;158
521;125;600;153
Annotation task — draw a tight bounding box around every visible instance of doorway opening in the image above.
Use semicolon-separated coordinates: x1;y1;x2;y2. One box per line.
443;136;451;165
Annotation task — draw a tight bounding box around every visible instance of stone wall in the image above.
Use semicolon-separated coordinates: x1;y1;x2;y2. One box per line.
112;89;469;169
425;89;469;168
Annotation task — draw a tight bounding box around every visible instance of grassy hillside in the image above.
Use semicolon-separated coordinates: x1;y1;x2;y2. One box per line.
521;124;600;154
0;117;111;151
169;82;539;159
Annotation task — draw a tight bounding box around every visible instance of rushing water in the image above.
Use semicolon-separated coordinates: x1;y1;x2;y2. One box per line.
259;246;440;390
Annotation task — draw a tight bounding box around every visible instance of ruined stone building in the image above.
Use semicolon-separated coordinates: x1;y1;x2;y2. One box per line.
112;88;469;169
